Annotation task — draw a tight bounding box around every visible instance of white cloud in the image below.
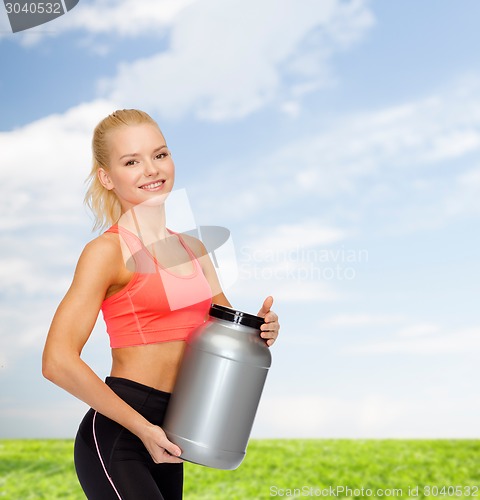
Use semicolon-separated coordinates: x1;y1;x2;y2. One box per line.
254;392;480;438
1;0;197;45
180;74;480;236
100;0;374;121
320;313;405;328
396;323;440;338
350;325;480;355
0;398;89;438
245;222;345;253
194;75;480;232
231;265;341;304
444;166;480;218
0;99;116;228
267;88;480;202
63;0;196;36
0;231;81;299
267;281;339;302
315;314;480;356
0;257;69;296
0;301;58;371
225;220;347;302
0;100;118;373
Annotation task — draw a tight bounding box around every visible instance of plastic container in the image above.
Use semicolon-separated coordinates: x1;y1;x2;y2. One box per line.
163;304;272;469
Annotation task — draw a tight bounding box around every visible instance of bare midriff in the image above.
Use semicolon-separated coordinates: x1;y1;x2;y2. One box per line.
110;341;186;393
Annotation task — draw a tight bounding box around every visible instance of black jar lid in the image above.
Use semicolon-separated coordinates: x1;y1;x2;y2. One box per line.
209;304;264;330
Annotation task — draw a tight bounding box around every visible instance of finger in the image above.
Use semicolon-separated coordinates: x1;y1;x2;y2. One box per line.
261;330;278;340
261;312;278;325
150;446;184;464
159;452;184;464
257;296;274;317
152;453;184;464
261;317;279;331
260;325;278;334
159;436;182;458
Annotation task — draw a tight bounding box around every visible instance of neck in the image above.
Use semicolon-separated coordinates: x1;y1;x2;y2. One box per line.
119;203;169;244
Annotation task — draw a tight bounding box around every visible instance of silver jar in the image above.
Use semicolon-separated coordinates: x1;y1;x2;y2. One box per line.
163;304;272;469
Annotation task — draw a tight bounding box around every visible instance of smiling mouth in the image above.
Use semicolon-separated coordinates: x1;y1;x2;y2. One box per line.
139;180;165;190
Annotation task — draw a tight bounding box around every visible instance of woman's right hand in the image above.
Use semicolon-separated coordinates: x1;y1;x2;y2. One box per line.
139;423;184;464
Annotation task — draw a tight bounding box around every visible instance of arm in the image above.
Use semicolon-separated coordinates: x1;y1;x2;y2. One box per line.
42;236;182;463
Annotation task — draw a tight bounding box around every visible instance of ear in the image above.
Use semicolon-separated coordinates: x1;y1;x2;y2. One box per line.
98;168;115;190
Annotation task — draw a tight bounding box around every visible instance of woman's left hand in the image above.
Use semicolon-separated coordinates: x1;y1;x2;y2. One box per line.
257;296;280;347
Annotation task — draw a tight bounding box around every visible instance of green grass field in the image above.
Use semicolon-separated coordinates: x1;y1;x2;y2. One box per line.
1;439;479;499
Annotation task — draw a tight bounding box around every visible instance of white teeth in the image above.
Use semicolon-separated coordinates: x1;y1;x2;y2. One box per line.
141;181;164;189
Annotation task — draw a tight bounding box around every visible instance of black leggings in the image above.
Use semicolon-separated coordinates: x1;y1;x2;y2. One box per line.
74;376;183;500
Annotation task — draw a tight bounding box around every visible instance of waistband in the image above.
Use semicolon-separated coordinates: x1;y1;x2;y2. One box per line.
105;376;171;417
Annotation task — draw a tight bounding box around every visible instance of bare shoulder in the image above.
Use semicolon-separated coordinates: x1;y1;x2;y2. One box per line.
81;231;120;260
75;231;122;280
44;231;124;355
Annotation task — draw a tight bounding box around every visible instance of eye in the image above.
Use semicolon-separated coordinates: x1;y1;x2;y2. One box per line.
155;151;170;160
125;159;138;166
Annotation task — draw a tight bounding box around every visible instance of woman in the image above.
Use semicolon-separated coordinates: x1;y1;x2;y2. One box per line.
42;109;279;500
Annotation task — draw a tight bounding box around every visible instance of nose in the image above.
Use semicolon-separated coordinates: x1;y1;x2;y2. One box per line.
143;159;158;177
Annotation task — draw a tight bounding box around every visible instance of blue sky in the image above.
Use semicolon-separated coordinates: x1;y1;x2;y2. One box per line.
1;0;479;439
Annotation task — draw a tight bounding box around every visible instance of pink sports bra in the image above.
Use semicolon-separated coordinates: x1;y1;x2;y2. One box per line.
101;225;212;348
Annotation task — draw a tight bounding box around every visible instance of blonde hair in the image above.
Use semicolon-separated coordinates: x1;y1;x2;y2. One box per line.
84;109;161;232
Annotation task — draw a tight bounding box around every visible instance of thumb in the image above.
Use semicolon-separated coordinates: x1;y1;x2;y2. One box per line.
160;433;182;457
257;296;273;318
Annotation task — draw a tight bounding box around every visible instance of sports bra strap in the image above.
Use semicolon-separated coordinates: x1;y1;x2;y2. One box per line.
105;225;200;276
166;229;198;262
106;225;143;255
106;225;156;273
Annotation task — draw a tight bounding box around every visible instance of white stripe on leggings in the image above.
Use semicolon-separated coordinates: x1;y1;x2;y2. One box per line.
92;411;123;500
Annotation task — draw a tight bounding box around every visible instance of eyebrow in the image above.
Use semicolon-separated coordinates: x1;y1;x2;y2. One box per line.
119;145;168;161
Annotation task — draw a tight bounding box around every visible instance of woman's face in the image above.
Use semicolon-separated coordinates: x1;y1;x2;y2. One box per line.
98;123;175;212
